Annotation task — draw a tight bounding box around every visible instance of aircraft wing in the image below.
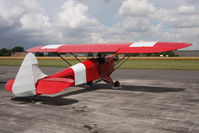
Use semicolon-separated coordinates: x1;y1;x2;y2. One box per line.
27;42;192;53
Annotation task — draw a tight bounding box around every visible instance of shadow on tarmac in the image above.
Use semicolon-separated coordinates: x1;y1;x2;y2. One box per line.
10;84;184;105
11;96;78;106
0;82;6;84
57;84;185;98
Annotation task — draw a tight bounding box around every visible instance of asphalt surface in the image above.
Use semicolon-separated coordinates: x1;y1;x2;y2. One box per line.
0;66;199;133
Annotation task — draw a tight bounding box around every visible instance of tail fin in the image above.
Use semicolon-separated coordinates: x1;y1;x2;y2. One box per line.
12;53;47;97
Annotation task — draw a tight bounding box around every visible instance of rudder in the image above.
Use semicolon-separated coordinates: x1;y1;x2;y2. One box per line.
12;53;47;97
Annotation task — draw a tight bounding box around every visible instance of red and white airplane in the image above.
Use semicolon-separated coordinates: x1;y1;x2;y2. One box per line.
5;42;191;97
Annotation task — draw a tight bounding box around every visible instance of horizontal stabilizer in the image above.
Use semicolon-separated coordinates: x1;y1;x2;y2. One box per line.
36;78;75;95
5;79;14;92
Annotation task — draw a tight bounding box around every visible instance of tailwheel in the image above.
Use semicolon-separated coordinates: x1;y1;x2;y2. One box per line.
114;81;120;87
30;96;37;104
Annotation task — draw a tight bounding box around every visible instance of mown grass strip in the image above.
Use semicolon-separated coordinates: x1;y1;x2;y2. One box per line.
1;57;199;60
120;60;199;70
0;58;199;70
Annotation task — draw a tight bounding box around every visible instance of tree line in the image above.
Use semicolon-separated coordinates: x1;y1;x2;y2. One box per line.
126;51;177;57
0;46;24;56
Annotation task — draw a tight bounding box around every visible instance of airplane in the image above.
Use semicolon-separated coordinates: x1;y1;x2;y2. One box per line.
5;42;191;97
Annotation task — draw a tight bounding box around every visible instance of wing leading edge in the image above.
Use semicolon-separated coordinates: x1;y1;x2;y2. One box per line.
27;42;192;53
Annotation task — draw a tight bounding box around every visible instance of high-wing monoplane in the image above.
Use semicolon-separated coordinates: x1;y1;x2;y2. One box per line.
5;42;191;97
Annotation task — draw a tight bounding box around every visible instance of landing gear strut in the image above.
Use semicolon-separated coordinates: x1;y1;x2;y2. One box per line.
30;96;37;104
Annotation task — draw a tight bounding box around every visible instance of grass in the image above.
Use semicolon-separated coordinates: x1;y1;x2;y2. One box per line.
119;60;199;70
0;59;79;67
0;57;199;70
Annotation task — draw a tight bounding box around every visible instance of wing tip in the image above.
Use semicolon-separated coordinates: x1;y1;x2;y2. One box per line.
180;42;192;49
186;42;192;47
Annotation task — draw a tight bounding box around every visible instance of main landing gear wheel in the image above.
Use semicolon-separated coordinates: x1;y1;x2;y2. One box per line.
114;81;120;87
86;81;93;87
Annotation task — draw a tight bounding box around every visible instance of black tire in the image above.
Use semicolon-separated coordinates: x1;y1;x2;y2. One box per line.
114;81;120;87
87;81;93;86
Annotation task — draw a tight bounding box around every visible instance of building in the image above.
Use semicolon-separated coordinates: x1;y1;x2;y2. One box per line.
11;52;27;57
174;50;199;57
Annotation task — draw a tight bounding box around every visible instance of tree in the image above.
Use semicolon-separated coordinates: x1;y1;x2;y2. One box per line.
11;46;24;53
0;48;11;56
143;53;152;57
126;53;140;57
35;52;44;56
48;52;57;56
160;51;176;57
143;51;176;57
88;52;93;57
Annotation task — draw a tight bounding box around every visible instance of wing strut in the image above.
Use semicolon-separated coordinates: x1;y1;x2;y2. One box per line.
55;53;72;66
114;55;125;66
71;53;81;63
114;55;129;70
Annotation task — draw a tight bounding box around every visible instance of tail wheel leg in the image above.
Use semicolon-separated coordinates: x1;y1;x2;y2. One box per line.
30;96;37;104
